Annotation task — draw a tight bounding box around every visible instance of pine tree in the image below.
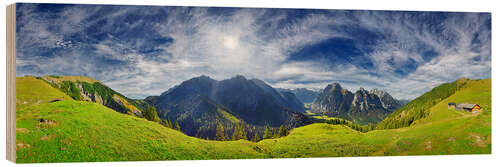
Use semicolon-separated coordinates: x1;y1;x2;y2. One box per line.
231;123;248;140
263;125;272;139
239;124;247;140
166;118;173;128
232;124;240;141
278;125;288;137
174;121;181;131
144;105;160;122
216;123;226;141
273;129;279;138
252;133;260;142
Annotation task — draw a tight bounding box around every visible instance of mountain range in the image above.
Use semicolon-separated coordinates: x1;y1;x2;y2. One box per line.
144;75;311;138
15;75;491;162
40;74;404;138
311;83;403;124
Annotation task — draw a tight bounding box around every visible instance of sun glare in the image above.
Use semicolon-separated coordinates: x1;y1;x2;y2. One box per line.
223;35;239;49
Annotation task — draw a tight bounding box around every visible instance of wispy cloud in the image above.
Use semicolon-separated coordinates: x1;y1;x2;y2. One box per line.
16;4;491;100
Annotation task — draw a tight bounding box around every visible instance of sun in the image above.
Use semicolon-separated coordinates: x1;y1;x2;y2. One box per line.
223;35;239;49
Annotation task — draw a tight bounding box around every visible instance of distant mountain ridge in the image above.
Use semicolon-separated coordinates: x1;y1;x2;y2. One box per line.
311;83;402;124
145;75;311;138
276;88;319;103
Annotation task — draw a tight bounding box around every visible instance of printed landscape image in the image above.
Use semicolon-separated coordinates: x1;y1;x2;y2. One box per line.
15;3;491;163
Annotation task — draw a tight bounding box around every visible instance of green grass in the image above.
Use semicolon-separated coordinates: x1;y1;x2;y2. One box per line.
217;108;240;124
16;101;264;163
16;76;73;110
376;78;470;129
15;77;491;162
304;110;318;116
42;75;100;84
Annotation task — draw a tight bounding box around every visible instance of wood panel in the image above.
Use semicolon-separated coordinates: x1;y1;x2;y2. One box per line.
6;3;17;163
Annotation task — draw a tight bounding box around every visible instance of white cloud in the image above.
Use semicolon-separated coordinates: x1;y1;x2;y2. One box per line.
16;5;491;100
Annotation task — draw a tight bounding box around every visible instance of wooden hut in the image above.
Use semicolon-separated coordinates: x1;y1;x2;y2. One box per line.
448;102;456;109
456;103;481;113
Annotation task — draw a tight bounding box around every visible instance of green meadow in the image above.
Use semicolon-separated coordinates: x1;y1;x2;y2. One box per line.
15;76;491;163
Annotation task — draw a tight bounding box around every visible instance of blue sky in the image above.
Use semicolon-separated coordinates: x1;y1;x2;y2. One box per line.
16;3;491;100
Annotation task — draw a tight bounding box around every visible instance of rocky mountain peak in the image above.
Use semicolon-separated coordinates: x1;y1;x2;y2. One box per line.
331;83;342;89
311;83;403;124
322;83;343;94
370;88;387;98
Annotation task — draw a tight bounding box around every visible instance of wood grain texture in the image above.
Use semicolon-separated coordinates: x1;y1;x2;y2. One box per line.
6;3;17;163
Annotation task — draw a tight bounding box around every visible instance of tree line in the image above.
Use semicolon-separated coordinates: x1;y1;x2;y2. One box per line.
215;123;289;142
313;117;374;133
375;78;469;130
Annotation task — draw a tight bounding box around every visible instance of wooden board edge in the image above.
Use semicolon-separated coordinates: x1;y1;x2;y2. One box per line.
6;3;16;163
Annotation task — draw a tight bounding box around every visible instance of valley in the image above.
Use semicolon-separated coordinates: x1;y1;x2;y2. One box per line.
15;75;491;162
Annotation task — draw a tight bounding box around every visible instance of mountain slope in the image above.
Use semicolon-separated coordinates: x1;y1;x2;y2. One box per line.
276;88;319;103
15;76;491;162
16;101;264;163
311;83;354;117
15;76;264;162
16;76;73;110
42;75;145;116
348;88;391;124
370;88;402;111
259;78;491;157
145;76;304;127
145;75;311;138
252;79;306;113
376;78;471;129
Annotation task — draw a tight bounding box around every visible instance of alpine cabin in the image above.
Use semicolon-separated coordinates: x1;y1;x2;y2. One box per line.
456;103;481;113
448;102;456;109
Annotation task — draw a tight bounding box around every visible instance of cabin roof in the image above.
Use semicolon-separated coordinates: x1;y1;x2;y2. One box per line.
448;102;456;105
457;103;479;109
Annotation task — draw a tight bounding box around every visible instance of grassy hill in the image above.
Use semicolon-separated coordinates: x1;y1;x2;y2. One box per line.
42;75;146;116
15;76;491;163
16;76;73;110
257;78;491;156
376;78;471;129
16;76;263;163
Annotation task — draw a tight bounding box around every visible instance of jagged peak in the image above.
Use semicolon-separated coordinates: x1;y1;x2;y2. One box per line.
356;87;369;94
370;88;387;96
326;83;342;90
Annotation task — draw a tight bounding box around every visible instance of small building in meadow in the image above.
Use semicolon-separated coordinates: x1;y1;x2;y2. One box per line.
456;103;481;113
448;102;456;109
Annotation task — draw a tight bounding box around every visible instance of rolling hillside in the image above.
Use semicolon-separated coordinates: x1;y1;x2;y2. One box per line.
15;76;264;162
15;76;491;162
16;76;73;110
376;78;473;129
42;75;146;117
